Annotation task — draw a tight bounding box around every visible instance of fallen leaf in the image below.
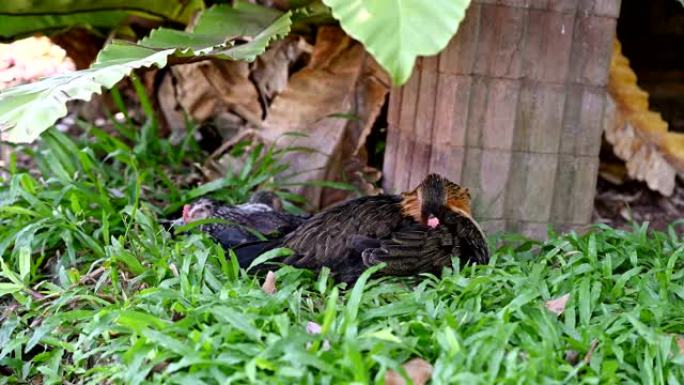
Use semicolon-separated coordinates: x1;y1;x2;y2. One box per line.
158;59;262;140
251;36;311;102
305;321;330;351
151;361;169;373
385;358;433;385
0;36;75;90
29;374;43;385
545;293;570;316
605;39;684;196
564;350;580;365
261;270;277;294
305;321;322;335
169;263;179;278
676;335;684;356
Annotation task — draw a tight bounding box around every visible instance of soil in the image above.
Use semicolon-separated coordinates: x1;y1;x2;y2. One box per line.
593;177;684;232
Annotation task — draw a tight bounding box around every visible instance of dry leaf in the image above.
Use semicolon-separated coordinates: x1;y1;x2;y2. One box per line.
252;36;311;102
261;271;277;294
605;39;684;196
564;350;580;365
158;59;261;140
157;72;187;140
29;374;43;385
676;335;684;356
260;26;390;208
545;293;570;316
385;358;434;385
305;321;330;351
169;263;179;278
0;36;75;90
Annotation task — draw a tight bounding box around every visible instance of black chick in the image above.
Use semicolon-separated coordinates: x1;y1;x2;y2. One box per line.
234;174;489;283
182;191;308;249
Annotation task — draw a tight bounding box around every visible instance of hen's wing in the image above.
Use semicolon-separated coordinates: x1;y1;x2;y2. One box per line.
360;225;458;276
443;210;490;265
361;211;490;276
281;195;408;271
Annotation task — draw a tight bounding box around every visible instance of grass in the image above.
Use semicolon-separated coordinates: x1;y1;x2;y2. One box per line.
1;87;684;384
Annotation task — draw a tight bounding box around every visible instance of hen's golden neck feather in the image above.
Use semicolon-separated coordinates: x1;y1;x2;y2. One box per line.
400;174;473;222
400;190;422;222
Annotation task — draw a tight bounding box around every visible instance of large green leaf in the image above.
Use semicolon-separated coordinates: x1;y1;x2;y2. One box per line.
0;2;292;144
322;0;471;85
0;0;205;38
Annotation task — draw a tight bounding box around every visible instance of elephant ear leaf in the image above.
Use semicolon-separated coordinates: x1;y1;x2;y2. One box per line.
322;0;471;85
0;0;205;38
0;2;291;144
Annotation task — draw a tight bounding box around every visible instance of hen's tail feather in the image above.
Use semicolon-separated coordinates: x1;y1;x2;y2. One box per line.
232;239;282;269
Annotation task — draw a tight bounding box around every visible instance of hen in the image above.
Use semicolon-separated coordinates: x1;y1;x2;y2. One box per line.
234;174;489;283
182;191;308;249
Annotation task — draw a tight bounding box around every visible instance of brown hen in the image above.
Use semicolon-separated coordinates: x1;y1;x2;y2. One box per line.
234;174;489;283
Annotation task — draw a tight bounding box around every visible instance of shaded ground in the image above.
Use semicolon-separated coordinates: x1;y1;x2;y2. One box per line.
594;177;684;231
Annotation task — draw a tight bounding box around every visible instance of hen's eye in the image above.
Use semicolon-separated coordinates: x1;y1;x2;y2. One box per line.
444;212;460;225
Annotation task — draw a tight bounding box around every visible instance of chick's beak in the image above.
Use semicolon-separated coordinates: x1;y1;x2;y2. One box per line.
426;214;440;229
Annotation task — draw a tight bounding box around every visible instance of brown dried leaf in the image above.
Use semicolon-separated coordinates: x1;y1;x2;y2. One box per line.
158;59;261;139
385;358;434;385
260;26;390;208
252;36;311;102
29;374;43;385
545;293;570;316
605;39;684;196
157;72;187;140
261;271;277;294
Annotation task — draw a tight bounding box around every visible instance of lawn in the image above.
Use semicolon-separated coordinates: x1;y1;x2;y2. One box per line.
0;105;683;384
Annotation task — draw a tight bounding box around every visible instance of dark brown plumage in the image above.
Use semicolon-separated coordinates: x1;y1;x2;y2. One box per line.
234;174;489;283
182;191;308;249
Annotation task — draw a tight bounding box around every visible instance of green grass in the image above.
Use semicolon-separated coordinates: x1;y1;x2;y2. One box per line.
1;87;684;384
